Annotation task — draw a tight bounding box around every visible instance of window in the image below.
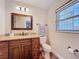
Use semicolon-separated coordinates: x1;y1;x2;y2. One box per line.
56;0;79;32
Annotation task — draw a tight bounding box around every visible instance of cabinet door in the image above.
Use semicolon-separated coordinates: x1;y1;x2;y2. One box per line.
9;41;20;59
21;39;31;59
0;42;8;59
32;38;40;59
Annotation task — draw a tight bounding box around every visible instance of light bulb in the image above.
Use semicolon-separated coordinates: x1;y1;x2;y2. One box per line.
22;7;25;11
16;6;21;11
26;8;30;11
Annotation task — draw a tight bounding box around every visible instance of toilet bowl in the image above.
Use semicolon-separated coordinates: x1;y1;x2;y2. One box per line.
42;44;52;52
42;44;52;59
40;36;52;59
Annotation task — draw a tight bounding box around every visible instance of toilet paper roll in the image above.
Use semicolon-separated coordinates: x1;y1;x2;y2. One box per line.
68;48;74;53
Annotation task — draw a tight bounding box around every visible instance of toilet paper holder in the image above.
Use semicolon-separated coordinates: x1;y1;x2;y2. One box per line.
67;46;79;53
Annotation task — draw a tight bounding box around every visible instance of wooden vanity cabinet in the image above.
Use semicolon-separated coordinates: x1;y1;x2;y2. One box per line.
0;42;8;59
0;37;40;59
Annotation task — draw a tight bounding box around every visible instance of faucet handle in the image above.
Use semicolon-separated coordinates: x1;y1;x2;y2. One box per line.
22;32;24;36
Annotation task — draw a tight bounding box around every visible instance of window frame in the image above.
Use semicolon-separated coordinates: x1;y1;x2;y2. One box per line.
56;0;79;32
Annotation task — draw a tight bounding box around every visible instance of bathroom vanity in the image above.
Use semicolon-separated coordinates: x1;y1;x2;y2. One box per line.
0;36;40;59
0;13;41;59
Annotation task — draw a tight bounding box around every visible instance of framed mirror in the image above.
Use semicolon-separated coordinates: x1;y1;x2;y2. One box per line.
11;13;33;30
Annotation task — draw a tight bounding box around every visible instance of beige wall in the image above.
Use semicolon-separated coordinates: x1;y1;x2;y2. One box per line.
0;0;5;34
48;0;79;59
5;0;48;35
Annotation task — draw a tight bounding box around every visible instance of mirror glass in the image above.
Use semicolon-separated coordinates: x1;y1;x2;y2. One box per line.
11;13;33;30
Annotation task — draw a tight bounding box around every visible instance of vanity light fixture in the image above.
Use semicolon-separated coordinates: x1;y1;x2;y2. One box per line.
22;7;30;12
16;5;30;12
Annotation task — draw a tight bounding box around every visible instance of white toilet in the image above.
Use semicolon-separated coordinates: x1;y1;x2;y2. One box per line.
40;36;52;59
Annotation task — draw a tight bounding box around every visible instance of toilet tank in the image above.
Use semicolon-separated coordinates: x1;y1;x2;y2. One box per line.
40;36;47;44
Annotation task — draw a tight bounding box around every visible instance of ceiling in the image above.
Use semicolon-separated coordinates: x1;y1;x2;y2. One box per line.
16;0;54;10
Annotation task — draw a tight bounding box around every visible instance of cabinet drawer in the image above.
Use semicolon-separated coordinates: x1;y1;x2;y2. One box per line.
32;38;39;42
0;42;8;48
9;40;20;46
20;39;31;45
32;44;40;48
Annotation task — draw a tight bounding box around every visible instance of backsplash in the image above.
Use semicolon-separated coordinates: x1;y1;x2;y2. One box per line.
10;30;38;37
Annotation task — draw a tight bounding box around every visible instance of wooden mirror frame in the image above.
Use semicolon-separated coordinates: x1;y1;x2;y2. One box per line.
11;13;33;30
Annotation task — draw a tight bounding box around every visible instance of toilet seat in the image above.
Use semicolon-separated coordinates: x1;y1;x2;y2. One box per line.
42;44;51;50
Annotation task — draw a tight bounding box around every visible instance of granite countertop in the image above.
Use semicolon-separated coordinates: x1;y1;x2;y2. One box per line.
0;35;39;41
